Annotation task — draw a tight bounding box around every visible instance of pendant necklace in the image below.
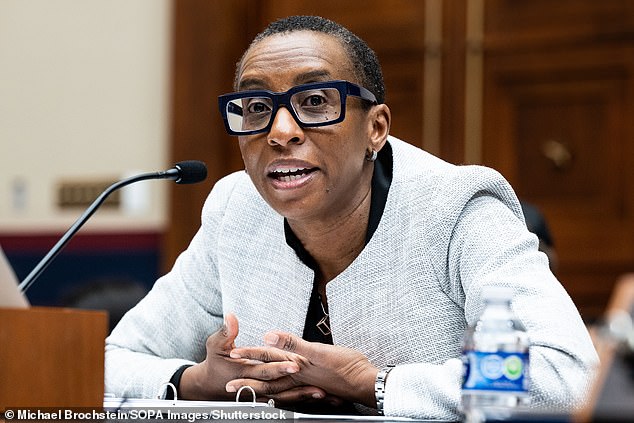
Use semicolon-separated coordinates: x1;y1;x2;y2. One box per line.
316;294;331;336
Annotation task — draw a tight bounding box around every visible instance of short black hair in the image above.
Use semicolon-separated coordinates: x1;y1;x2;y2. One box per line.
236;15;385;105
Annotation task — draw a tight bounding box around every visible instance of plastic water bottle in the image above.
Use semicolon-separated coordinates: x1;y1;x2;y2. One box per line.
461;286;530;422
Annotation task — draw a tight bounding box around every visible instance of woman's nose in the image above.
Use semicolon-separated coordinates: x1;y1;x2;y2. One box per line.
267;106;304;146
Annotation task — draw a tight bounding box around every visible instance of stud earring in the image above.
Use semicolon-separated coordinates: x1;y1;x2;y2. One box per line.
366;149;378;162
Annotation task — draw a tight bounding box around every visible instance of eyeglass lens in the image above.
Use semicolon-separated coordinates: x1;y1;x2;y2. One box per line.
225;87;342;133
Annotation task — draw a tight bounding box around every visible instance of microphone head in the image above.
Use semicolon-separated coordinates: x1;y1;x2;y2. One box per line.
174;160;207;184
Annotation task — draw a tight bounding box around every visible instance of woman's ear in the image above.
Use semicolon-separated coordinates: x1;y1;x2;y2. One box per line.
368;104;391;152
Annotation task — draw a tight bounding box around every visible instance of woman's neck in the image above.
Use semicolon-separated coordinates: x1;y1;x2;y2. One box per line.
288;185;372;286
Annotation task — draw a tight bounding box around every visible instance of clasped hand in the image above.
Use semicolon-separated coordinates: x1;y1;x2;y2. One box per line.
179;313;378;408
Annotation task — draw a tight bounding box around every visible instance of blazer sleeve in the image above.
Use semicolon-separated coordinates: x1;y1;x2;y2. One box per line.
383;195;599;419
104;174;241;398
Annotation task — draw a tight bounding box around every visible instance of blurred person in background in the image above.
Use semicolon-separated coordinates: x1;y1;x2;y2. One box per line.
521;201;558;273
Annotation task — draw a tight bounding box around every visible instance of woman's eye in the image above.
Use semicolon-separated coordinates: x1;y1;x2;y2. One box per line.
304;95;326;107
247;102;270;114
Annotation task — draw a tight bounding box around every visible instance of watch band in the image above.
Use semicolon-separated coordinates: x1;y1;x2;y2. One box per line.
375;365;395;415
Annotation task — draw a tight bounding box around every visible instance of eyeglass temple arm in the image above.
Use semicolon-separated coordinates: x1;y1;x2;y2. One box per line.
347;83;377;104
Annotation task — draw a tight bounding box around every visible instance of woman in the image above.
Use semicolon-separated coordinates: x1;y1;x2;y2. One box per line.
106;16;598;419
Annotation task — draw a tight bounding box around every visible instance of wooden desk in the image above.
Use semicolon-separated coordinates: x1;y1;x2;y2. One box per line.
0;307;107;409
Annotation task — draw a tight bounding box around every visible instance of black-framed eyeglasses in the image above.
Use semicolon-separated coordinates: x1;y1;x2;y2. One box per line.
218;80;378;136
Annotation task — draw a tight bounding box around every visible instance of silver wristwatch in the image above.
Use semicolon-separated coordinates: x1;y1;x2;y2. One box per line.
375;365;395;415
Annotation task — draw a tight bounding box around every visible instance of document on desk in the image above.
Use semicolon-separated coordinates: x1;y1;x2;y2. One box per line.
104;397;283;420
104;397;270;409
105;398;431;421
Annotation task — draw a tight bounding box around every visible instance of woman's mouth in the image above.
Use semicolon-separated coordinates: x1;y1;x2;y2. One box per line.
268;167;318;188
269;167;314;181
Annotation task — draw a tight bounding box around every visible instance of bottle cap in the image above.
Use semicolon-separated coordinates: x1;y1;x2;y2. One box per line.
481;285;514;301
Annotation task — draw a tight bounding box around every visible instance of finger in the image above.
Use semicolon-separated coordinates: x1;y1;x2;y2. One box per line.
233;360;299;381
263;331;313;358
264;386;330;404
226;376;299;396
230;346;303;365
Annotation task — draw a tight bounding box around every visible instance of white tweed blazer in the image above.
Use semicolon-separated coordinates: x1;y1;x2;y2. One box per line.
105;136;598;420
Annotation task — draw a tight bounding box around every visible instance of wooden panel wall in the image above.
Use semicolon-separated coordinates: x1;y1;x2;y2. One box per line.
481;0;634;320
165;0;251;268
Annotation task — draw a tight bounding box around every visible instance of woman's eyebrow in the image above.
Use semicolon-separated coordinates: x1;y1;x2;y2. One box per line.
237;70;333;92
294;70;332;85
237;78;268;91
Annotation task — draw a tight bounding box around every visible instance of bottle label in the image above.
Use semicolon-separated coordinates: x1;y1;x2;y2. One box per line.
462;350;529;393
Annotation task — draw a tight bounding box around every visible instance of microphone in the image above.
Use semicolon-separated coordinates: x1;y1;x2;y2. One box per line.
160;160;208;185
18;161;207;293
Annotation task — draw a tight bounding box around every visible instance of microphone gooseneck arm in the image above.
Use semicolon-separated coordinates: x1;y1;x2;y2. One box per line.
18;161;207;293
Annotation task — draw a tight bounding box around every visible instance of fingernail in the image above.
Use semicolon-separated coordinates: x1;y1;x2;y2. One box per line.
229;351;241;359
264;333;279;345
226;384;237;393
286;366;297;374
312;392;324;399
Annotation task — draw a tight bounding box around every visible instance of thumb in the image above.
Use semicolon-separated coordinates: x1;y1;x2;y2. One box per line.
210;312;239;353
